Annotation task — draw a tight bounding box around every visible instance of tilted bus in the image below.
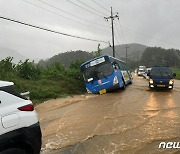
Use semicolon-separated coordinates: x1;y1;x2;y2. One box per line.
80;54;132;94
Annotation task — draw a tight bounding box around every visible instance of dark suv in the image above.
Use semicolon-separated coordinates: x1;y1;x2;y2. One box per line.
148;66;176;90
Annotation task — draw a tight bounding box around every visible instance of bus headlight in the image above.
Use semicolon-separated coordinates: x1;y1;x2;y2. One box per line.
149;79;153;84
169;79;174;85
113;76;119;85
86;88;92;93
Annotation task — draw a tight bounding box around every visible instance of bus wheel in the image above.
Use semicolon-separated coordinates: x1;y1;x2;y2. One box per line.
121;81;125;90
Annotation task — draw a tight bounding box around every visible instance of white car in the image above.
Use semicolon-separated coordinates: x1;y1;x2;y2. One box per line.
137;69;145;76
0;81;42;154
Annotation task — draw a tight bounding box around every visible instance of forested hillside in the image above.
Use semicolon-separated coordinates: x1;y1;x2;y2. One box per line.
38;50;93;67
102;43;147;61
140;47;180;68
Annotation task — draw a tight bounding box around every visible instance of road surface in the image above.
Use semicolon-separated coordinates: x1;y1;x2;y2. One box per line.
36;75;180;154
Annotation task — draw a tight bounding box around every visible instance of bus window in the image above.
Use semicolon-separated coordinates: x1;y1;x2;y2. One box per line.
113;62;120;70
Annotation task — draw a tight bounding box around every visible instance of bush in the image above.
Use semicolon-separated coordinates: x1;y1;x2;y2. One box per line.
0;57;15;80
42;62;65;80
0;58;86;103
16;60;41;80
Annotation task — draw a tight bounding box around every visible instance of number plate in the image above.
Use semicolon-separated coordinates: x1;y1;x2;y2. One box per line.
157;85;165;87
99;89;106;95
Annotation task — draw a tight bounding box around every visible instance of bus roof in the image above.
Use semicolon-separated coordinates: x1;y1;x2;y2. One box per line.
80;54;125;67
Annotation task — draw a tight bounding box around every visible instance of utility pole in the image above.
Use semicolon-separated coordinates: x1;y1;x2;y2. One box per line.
124;44;129;63
105;7;118;57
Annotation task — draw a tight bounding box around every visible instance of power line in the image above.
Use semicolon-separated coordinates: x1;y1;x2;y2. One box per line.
21;0;109;34
107;20;121;45
36;0;109;28
107;21;123;59
117;19;126;44
0;16;108;43
108;42;121;59
114;34;120;45
123;26;180;48
114;22;123;44
94;3;179;49
115;19;129;63
90;0;109;13
75;0;107;16
115;50;121;60
96;0;110;10
66;0;103;18
105;7;119;57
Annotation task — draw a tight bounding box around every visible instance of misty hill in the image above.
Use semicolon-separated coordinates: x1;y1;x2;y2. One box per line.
38;50;93;67
0;48;27;63
140;47;180;68
38;44;147;68
102;43;147;62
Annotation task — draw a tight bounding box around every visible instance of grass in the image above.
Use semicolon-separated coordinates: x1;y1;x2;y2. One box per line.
172;68;180;80
9;76;86;105
0;59;87;105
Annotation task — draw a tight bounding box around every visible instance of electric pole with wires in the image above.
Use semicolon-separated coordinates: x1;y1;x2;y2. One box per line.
104;7;119;58
124;44;129;63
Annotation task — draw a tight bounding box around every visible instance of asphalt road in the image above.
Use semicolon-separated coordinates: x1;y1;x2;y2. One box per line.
37;75;180;154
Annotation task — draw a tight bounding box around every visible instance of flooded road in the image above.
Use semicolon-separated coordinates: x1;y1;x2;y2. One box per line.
36;75;180;154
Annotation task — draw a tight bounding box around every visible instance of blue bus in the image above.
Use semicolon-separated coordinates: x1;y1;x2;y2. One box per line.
80;55;132;94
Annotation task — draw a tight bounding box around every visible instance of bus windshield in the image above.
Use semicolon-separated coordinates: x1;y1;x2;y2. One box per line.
83;62;113;82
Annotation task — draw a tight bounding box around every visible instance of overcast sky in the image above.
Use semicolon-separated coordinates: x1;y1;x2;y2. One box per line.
0;0;180;59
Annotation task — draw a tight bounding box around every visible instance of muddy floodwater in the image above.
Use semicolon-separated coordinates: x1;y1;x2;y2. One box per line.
36;74;180;154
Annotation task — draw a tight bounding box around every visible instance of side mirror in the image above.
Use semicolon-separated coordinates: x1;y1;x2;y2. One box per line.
173;73;176;77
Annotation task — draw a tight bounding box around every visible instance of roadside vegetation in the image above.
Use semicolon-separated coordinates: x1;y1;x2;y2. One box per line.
172;68;180;80
0;57;86;104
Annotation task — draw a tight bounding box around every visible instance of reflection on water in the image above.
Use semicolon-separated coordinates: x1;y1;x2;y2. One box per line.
144;91;176;111
142;90;179;145
166;93;175;108
145;92;158;111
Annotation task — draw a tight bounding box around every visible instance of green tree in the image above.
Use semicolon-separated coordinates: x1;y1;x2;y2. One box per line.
16;59;41;80
65;60;86;93
0;57;15;79
42;62;65;80
93;43;102;57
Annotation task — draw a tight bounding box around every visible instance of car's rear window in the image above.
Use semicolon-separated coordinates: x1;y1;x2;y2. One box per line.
0;86;28;100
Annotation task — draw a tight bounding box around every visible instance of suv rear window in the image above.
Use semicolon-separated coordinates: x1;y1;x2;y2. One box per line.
0;86;28;100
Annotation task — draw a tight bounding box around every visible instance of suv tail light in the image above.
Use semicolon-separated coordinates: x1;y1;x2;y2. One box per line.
18;104;34;111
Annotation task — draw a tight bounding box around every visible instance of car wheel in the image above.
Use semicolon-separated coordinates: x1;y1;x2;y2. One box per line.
1;148;27;154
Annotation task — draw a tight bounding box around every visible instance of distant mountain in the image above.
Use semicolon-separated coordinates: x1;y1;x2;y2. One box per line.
0;48;40;63
38;50;93;67
140;47;180;68
37;44;147;68
0;48;27;63
102;43;147;62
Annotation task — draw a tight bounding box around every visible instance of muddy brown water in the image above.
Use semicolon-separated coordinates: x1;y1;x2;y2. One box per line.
36;75;180;154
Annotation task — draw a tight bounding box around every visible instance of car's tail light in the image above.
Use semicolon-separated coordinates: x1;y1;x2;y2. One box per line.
18;104;34;111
